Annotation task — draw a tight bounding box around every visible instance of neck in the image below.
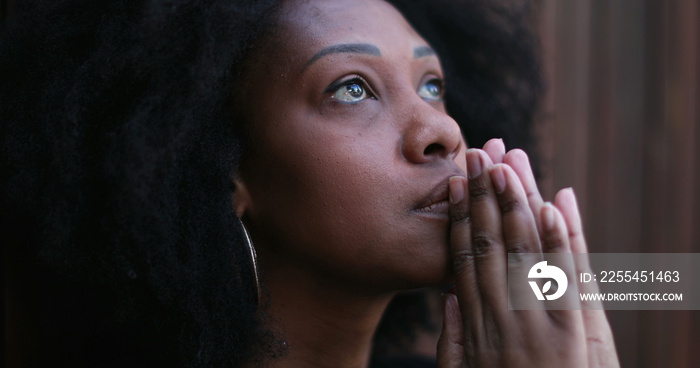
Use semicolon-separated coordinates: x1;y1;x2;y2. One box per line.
259;257;395;368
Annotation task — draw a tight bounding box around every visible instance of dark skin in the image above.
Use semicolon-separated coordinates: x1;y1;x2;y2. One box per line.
233;0;619;367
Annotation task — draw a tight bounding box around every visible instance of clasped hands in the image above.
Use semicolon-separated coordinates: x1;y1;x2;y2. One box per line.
437;139;620;368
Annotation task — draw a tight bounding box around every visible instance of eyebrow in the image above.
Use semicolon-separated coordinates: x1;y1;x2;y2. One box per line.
302;44;438;72
303;43;381;71
413;45;436;58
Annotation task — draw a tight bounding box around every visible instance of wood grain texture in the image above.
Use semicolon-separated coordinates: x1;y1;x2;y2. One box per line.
536;0;699;367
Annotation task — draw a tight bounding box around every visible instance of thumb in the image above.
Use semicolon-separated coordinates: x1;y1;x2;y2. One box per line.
437;293;466;368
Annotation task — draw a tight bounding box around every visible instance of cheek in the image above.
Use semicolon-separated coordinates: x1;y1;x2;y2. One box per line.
250;129;398;243
245;125;450;286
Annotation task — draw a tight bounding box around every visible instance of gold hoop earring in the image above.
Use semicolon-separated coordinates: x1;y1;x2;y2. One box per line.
239;218;261;304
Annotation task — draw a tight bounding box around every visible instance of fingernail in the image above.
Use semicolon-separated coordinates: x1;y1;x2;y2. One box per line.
466;150;482;178
542;202;555;231
444;293;460;321
448;176;465;204
490;165;506;193
565;187;576;200
566;187;580;210
441;293;450;323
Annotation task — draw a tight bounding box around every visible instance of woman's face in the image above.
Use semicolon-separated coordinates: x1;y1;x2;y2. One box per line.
237;0;466;291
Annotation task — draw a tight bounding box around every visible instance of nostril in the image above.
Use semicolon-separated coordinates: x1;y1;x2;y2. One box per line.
423;143;444;156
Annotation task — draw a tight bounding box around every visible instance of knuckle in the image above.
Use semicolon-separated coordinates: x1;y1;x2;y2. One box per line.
452;249;476;276
471;231;498;256
525;189;539;201
499;196;522;215
546;241;566;252
544;234;567;251
468;180;490;202
505;241;531;255
587;335;606;348
450;207;471;224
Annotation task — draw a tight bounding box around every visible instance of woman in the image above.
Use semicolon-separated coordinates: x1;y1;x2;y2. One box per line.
1;0;618;367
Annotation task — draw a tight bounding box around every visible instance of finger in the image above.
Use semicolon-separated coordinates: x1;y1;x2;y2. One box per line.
536;204;586;355
489;163;544;323
448;175;483;336
540;203;572;254
503;149;544;234
553;188;586;252
482;138;506;164
540;203;581;312
437;294;467;368
553;189;600;300
554;189;620;367
488;164;541;255
465;149;510;314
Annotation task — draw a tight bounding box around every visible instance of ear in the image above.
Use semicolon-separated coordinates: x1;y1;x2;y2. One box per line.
232;173;253;218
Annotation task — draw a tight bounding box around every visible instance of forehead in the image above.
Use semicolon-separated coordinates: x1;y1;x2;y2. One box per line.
274;0;430;62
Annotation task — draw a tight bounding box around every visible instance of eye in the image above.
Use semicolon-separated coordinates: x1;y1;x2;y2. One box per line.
326;77;375;104
417;78;444;101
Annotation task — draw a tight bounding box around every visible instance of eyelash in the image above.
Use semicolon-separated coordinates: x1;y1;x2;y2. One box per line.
324;76;376;103
323;75;445;104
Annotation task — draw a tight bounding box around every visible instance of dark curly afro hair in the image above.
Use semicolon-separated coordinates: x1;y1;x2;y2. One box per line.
1;0;541;367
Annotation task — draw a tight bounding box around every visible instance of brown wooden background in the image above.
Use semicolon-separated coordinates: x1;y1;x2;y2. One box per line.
535;0;699;367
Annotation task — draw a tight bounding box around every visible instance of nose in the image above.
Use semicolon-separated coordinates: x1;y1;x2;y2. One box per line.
401;102;463;164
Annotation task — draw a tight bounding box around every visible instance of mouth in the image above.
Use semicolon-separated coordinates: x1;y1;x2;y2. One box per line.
413;182;450;217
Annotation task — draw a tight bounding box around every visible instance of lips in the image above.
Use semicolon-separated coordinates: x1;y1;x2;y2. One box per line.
414;180;451;215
